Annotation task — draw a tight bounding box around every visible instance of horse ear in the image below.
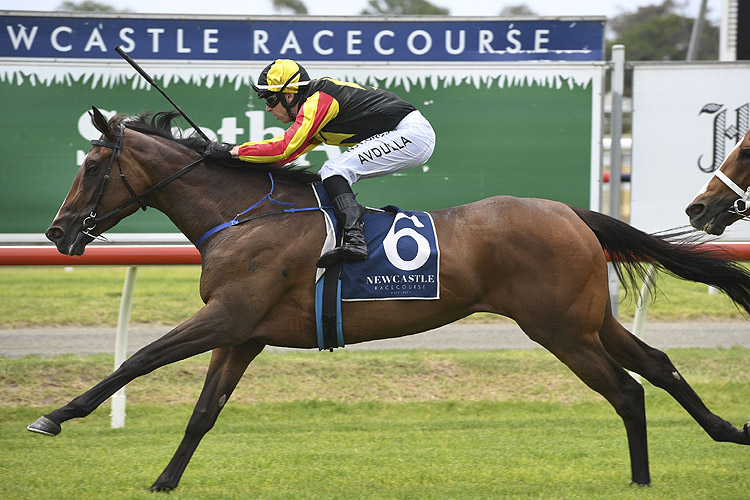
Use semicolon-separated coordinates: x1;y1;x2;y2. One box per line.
89;106;111;137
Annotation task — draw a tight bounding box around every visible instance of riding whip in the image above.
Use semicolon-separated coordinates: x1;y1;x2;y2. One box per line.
114;45;210;142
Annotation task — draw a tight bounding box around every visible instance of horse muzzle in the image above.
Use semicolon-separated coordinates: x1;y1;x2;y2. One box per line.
685;200;737;235
45;224;94;256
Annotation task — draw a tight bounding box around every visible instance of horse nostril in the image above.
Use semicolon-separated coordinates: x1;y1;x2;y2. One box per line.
685;203;705;219
45;226;64;242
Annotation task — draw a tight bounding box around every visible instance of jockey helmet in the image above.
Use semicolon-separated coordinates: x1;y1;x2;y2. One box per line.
252;59;310;118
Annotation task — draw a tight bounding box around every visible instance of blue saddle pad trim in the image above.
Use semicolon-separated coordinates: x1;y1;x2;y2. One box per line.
314;275;344;351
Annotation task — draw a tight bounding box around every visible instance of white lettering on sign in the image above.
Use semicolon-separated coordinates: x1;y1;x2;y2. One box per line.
204;29;219;54
147;27;164;53
7;24;39;50
84;27;107;53
478;30;493;54
347;30;362;55
280;30;302;55
506;28;522;53
118;27;136;52
72;106;343;167
313;30;334;55
445;30;465;55
2;21;592;59
253;30;270;55
176;28;191;54
407;30;432;56
534;29;550;52
50;26;73;52
374;30;394;55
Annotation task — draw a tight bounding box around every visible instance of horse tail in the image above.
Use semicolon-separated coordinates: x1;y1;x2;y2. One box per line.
569;205;750;315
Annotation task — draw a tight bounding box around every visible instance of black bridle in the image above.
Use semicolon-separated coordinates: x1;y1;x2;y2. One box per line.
81;123;207;239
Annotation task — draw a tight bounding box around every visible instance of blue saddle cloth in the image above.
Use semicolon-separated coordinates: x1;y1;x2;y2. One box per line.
312;183;440;350
313;183;440;301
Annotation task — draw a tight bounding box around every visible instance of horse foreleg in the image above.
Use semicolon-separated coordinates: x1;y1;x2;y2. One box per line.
28;303;245;436
599;311;750;445
149;340;264;492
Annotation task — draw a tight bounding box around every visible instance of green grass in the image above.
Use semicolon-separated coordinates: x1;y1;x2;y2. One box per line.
0;266;205;327
0;265;748;328
1;349;749;499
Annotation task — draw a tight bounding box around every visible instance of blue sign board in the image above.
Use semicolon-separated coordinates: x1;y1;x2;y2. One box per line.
1;14;604;61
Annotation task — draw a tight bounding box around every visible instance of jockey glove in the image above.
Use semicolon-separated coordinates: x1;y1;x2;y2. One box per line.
204;142;234;161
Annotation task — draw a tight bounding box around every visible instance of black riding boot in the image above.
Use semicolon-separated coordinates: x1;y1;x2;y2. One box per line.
316;176;369;268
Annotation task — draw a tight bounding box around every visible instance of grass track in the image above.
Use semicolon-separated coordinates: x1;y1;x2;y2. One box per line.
2;349;749;499
1;264;749;328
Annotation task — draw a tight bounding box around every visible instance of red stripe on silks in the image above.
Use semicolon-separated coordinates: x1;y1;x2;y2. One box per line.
279;91;337;164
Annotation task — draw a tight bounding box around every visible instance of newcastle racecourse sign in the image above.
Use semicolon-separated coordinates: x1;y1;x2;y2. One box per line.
0;12;604;235
1;13;604;61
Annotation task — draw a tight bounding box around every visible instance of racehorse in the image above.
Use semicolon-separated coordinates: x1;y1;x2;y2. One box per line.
29;107;750;492
687;128;750;234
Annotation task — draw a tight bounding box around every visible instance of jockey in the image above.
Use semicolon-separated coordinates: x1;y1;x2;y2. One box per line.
206;59;436;268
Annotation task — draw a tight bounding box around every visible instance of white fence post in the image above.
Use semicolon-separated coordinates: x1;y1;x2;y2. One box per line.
608;44;626;318
111;265;138;429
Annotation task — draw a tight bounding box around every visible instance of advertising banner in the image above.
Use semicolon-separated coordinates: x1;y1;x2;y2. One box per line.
630;63;750;241
1;14;603;237
1;13;604;62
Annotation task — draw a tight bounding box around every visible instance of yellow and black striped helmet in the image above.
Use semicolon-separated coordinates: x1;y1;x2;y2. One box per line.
253;59;310;98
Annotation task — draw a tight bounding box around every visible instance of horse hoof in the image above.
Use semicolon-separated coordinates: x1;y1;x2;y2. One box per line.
27;416;61;436
148;484;175;493
744;422;750;441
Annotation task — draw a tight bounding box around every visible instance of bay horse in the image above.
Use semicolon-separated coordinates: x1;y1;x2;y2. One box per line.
687;128;750;234
29;107;750;492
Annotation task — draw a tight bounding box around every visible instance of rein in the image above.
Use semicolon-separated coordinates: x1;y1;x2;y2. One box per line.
194;172;321;248
84;126;321;248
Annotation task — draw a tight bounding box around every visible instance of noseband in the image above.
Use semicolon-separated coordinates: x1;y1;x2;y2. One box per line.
82;124;207;238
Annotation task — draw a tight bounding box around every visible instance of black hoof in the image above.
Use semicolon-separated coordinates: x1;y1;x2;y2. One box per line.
27;416;61;436
744;422;750;441
148;484;175;493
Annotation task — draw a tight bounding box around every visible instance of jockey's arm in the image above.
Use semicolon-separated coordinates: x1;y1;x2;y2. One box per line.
231;91;337;165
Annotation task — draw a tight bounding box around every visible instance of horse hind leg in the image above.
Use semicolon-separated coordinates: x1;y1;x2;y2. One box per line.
528;327;650;485
149;340;265;492
598;308;750;445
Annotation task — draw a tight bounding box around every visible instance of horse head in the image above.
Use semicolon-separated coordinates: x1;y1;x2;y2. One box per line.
46;106;156;255
686;129;750;235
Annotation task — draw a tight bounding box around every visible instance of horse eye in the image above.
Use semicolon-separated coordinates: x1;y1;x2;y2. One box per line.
85;162;100;175
739;148;750;161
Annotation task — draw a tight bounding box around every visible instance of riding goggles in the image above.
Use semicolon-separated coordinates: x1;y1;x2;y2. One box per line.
264;93;281;108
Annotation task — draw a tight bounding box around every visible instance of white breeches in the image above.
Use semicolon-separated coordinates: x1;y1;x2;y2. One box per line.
318;110;436;185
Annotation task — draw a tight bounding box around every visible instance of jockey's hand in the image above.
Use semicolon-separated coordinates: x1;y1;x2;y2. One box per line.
204;142;234;161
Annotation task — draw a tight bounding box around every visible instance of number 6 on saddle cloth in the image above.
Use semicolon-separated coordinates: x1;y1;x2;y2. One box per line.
312;183;440;350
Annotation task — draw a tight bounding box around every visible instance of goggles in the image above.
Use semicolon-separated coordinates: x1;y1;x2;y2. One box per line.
264;93;281;108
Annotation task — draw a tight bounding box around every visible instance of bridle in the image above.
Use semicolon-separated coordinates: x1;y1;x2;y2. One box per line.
713;168;750;216
711;139;750;216
81;123;207;239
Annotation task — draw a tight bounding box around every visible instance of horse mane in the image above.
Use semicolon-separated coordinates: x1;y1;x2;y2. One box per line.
113;111;321;185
